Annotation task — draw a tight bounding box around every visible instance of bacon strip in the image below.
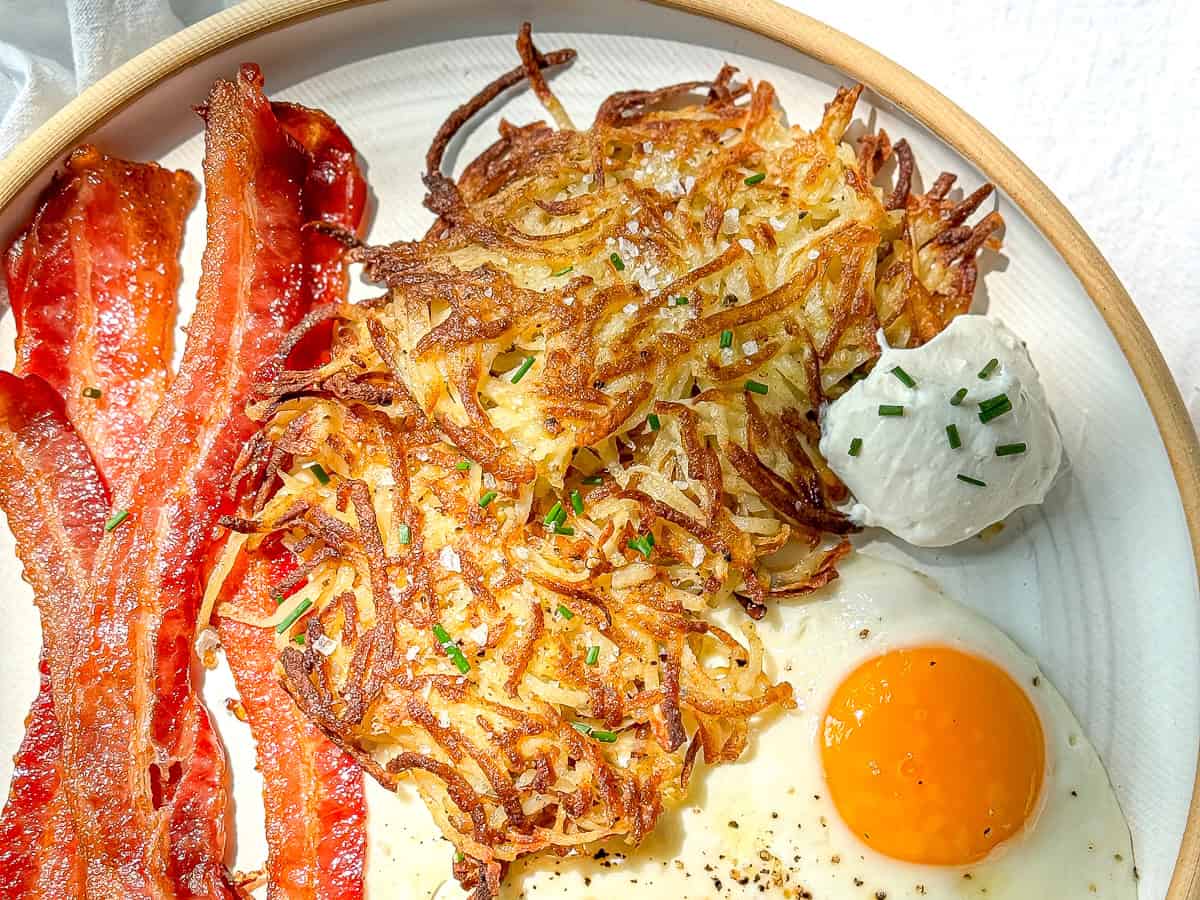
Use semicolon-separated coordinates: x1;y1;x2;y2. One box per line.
59;64;309;897
0;373;103;898
5;147;197;489
217;553;366;900
217;100;369;899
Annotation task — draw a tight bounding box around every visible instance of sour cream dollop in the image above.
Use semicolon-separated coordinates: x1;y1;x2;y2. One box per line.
819;315;1062;547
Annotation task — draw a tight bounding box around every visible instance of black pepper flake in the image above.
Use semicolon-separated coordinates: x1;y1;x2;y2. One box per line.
727;820;739;829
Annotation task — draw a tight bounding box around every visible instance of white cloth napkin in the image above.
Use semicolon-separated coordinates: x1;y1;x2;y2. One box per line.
1;1;1197;427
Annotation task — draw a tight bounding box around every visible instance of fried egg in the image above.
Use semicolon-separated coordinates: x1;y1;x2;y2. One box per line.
368;553;1135;898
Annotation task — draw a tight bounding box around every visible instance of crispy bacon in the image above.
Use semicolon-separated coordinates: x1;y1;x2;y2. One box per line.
4;146;197;489
59;63;308;897
216;553;366;900
0;374;102;897
273;102;368;367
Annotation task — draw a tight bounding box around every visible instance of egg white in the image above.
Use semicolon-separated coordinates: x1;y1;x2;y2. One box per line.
366;553;1135;899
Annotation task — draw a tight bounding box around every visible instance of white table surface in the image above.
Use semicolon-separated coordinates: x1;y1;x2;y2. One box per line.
1;0;1197;429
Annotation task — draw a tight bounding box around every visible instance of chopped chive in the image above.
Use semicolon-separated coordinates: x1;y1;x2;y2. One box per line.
946;424;962;449
627;534;654;560
554;525;576;536
585;645;600;666
996;442;1027;457
878;404;904;417
978;358;1000;379
570;490;584;515
554;506;568;527
719;329;733;349
398;524;412;545
647;413;661;431
557;604;575;620
950;387;968;406
978;393;1013;424
743;172;766;186
551;264;573;277
273;594;284;606
572;722;593;736
454;851;465;864
609;252;625;271
582;474;604;485
957;473;987;487
81;386;101;399
479;490;498;508
294;634;306;645
744;379;769;395
673;296;689;306
308;463;330;484
890;366;916;388
275;598;313;634
456;460;472;471
848;437;862;457
433;624;470;674
591;730;618;743
543;501;564;526
104;509;129;532
510;355;535;384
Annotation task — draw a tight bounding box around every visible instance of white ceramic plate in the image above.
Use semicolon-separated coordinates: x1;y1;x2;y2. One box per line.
0;2;1196;897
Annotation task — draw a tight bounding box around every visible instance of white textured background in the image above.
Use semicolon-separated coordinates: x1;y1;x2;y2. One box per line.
1;1;1196;428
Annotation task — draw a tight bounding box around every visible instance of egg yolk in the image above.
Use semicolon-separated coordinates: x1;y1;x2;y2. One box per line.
822;645;1044;866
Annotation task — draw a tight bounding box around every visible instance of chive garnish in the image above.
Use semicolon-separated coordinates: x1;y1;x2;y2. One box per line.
582;474;604;485
543;501;564;527
978;358;1000;379
978;393;1013;424
719;330;733;349
572;722;593;736
848;437;862;457
398;524;412;545
275;598;313;634
950;387;968;406
609;252;625;271
674;296;689;306
104;509;129;532
557;604;575;620
744;380;769;395
551;265;573;276
586;645;600;666
744;172;766;186
946;424;962;450
433;624;470;674
570;490;584;515
308;463;330;484
454;851;465;864
81;386;101;399
510;355;535;384
479;490;498;508
996;442;1027;457
627;533;654;559
957;474;987;487
591;730;618;743
890;366;916;388
647;413;661;431
878;404;904;417
294;634;305;645
554;525;576;536
456;460;472;471
273;594;284;606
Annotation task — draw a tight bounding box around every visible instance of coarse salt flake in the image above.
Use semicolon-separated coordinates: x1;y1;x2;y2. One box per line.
807;249;820;260
722;208;740;234
738;238;754;252
314;634;338;657
623;303;639;315
438;545;462;573
741;340;759;356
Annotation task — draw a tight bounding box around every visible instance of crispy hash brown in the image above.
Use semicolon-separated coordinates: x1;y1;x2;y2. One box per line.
205;25;1003;896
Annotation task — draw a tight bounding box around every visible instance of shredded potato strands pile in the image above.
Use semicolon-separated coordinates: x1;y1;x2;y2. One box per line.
205;25;1002;897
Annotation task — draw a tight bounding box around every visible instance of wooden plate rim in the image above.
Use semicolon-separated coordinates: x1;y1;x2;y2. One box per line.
0;0;1195;893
